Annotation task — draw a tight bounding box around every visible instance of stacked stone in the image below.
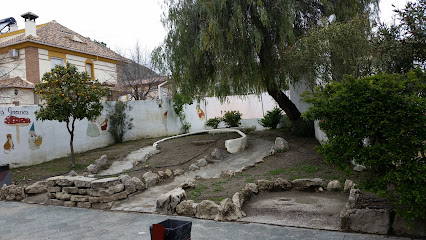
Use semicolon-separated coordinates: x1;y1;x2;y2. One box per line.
45;175;143;210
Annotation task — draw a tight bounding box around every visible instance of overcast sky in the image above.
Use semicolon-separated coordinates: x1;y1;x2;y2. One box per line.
1;0;409;57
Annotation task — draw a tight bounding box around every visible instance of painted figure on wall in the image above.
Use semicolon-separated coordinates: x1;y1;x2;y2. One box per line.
86;119;100;137
196;105;205;120
28;123;43;150
3;134;14;154
4;115;31;144
99;118;108;132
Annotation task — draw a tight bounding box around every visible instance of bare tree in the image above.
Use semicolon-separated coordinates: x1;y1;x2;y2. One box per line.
117;42;166;100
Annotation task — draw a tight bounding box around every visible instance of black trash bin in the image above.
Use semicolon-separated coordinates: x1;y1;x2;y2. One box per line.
150;219;192;240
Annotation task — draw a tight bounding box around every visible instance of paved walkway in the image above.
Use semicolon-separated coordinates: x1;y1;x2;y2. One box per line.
0;202;408;240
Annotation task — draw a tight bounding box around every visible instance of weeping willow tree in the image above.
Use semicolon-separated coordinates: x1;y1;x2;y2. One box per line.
155;0;378;122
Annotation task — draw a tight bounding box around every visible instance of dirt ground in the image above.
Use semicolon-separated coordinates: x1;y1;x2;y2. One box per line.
12;129;364;204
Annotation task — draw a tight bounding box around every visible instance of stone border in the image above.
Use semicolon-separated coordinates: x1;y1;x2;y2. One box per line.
153;129;247;154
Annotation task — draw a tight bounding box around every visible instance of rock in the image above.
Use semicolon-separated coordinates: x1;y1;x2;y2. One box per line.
131;177;146;191
291;178;323;190
143;171;158;188
94;155;108;169
156;188;187;215
64;201;76;207
238;183;258;206
220;170;235;178
91;177;120;189
118;175;132;185
46;176;64;186
244;183;258;194
47;187;61;193
231;192;246;218
392;215;426;238
194;175;203;180
189;164;199;171
0;184;26;201
316;187;324;192
24;181;47;194
55;177;76;187
62;187;79;194
346;188;361;209
67;170;78;176
78;189;88;195
165;169;173;178
327;180;342;191
176;200;197;217
47;192;56;199
344;180;354;193
274;137;289;152
76;202;91;208
179;180;195;189
351;159;366;172
196;158;208;167
211;148;229;160
86;164;99;174
256;180;274;192
273;178;292;191
173;169;184;176
157;171;166;179
215;198;240;221
254;159;264;164
73;177;96;188
340;209;390;235
71;195;89;202
92;202;114;210
46;199;64;206
55;192;71;201
88;184;125;197
195;200;219;220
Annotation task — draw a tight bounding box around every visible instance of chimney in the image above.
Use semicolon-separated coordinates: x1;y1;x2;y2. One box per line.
21;12;38;37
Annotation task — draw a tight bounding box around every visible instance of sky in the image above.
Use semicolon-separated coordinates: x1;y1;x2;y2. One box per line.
1;0;410;57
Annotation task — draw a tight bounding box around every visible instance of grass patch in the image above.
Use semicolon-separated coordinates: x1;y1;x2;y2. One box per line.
189;184;208;200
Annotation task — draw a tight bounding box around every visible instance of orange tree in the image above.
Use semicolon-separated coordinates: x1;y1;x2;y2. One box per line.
34;63;109;167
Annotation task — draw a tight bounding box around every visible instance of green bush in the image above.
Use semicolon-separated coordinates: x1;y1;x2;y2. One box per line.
223;111;242;127
206;117;222;129
259;107;283;129
107;101;133;143
303;69;426;221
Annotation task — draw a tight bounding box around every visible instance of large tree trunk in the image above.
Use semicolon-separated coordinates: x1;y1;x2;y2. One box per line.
267;88;301;122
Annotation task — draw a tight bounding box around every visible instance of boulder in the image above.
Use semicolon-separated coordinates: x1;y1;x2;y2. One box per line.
46;176;64;186
346;188;361;209
73;177;96;188
165;169;173;178
327;180;342;191
256;180;274;192
196;158;208;167
274;137;289;152
94;155;108;169
86;164;99;174
220;170;235;178
291;178;323;190
55;177;77;187
176;200;197;217
173;169;184;176
392;215;426;238
211;148;229;160
231;192;246;218
195;200;219;220
189;164;199;171
344;180;354;193
0;184;26;201
273;178;292;191
91;177;120;189
238;183;258;205
215;198;240;221
88;184;125;197
24;181;47;194
118;174;132;185
156;188;187;215
55;192;71;201
67;170;78;176
62;187;79;194
132;177;146;191
143;171;158;188
340;209;390;235
157;171;166;179
179;180;195;189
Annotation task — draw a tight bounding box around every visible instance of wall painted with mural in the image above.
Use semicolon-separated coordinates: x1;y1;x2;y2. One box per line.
0;99;207;168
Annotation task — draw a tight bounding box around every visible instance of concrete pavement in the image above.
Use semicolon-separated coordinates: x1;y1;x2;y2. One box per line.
0;201;408;240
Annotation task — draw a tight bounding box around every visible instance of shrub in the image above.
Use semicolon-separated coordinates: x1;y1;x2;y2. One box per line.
259;107;283;129
223;111;242;127
206;117;222;129
291;119;315;137
303;69;426;221
107;101;133;143
172;93;193;133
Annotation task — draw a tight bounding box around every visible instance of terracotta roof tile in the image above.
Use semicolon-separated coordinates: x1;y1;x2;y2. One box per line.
0;21;124;61
0;76;34;88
